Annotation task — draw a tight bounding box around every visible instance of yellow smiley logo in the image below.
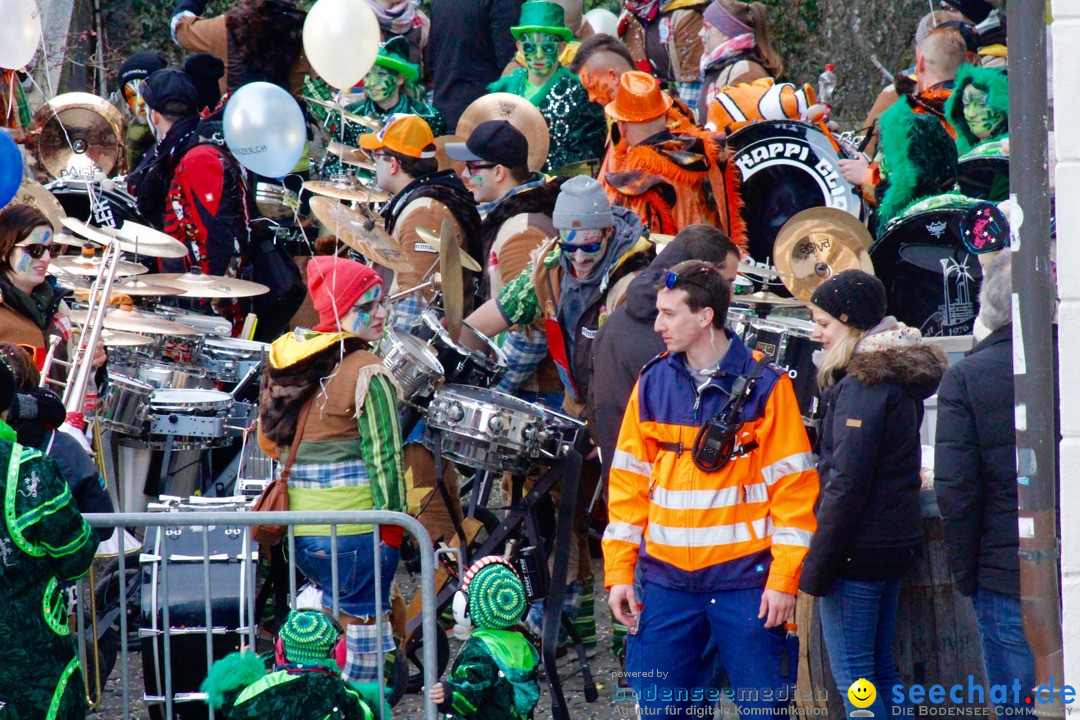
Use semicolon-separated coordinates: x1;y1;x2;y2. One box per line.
848;678;877;709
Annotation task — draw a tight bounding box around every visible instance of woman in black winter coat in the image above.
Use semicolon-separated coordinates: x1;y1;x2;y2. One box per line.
798;270;947;719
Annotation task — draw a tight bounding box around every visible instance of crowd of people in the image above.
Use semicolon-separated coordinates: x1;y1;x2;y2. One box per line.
0;0;1033;717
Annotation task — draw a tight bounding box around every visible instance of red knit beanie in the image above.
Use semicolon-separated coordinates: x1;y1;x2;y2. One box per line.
306;256;382;332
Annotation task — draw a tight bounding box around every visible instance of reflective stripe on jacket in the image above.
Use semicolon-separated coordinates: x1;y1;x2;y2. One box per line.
603;331;819;594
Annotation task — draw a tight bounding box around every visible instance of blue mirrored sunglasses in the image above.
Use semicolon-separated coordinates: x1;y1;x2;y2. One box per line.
557;239;604;254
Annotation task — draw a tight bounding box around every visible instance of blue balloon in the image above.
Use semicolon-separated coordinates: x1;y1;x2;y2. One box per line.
0;130;23;209
223;82;306;178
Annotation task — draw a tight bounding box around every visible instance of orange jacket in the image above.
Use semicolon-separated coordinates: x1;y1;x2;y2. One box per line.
603;334;819;594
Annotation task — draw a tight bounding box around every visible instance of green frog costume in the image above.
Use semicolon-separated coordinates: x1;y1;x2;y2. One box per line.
0;405;99;720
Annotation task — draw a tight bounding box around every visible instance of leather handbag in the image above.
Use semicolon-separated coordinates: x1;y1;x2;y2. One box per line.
251;398;313;545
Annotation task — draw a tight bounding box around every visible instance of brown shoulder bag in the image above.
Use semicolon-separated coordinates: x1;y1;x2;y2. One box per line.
251;398;313;545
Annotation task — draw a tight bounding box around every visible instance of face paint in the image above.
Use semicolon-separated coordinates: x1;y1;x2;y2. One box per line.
13;251;32;275
124;81;149;124
345;285;386;340
521;32;561;80
364;65;401;104
962;85;1004;141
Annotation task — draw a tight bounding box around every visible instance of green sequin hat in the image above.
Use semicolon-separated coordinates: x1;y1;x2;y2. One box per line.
511;2;574;41
466;558;528;630
278;610;339;664
374;36;420;83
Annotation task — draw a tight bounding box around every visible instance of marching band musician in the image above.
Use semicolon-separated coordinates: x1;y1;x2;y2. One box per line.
257;256;405;685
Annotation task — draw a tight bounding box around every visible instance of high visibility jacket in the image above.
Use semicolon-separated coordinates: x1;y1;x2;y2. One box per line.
603;331;819;595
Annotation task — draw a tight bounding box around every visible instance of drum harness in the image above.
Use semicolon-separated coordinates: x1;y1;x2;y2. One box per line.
657;354;772;473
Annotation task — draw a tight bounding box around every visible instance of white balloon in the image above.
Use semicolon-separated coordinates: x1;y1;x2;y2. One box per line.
0;0;42;71
583;8;620;38
223;82;307;178
303;0;381;90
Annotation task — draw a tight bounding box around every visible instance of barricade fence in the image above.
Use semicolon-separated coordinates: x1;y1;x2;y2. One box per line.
77;510;439;720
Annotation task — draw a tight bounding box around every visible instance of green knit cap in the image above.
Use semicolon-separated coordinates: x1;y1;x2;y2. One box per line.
512;2;574;41
468;561;528;630
278;610;339;664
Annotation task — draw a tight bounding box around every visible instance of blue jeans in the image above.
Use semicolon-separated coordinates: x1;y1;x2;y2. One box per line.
819;578;912;718
624;583;796;716
972;588;1035;710
294;534;398;618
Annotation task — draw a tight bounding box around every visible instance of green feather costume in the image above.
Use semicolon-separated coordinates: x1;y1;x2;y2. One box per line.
944;64;1009;157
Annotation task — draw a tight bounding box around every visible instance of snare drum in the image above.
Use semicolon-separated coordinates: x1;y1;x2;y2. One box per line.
100;374;154;435
198;337;270;384
255;182;300;220
740;315;822;423
376;329;444;410
411;308;507;387
424;385;564;474
142;389;235;451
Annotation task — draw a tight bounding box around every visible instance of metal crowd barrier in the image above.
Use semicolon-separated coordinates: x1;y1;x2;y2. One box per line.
77;510;439;720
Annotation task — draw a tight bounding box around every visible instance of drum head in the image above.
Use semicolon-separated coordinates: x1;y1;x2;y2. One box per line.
728;121;863;271
957;155;1009;202
45;179;143;228
870;209;983;337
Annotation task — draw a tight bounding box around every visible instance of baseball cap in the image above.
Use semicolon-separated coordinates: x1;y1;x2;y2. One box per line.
358;113;436;159
140;68;198;117
445;120;529;168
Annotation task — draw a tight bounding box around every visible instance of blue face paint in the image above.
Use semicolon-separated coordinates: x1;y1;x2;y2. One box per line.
13;251;32;274
348;285;383;336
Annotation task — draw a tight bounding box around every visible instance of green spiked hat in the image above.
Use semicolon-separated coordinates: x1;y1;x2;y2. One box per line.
373;36;420;83
512;2;574;41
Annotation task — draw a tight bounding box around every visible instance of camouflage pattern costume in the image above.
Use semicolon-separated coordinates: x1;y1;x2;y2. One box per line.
0;429;98;720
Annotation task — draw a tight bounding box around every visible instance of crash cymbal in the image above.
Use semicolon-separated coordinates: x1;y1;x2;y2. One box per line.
5;178;67;233
29;92;126;180
457;93;550;173
308;196;413;272
439;218;463;338
49;253;149;278
110;222;189;259
68;305;205;336
99;329;154;347
326;140;377;172
434;135;466;175
415;226;482;273
142;271;270;299
731;290;806;306
109;277;185;297
302;179;390;204
774;207;874;301
303;97;382;130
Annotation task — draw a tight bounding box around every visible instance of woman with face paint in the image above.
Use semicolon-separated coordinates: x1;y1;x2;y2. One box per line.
257;255;406;686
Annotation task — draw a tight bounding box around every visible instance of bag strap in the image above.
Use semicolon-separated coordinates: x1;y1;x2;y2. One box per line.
280;398;314;482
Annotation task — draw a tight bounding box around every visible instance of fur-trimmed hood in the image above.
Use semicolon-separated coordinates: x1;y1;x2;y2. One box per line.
944;64;1009;156
846;341;948;401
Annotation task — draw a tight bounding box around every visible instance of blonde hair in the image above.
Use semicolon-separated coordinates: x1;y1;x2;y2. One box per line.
816;321;868;391
919;27;969;78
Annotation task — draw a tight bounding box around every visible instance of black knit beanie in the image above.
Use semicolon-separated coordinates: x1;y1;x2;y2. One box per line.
810;270;887;330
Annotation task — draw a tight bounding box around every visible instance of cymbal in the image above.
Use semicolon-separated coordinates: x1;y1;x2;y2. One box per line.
774;207;874;301
50;254;149;278
110;222;189;259
302;179;390;204
100;329;154;347
142;271;270;298
326;140;377;172
457;93;550;173
433;135;466;175
731;290;806;306
649;233;675;247
439;218;463;338
68;305;205;336
737;262;792;279
308;196;413;272
109;277;185;297
415;226;482;273
303;97;382;130
6;178;67;233
29;92;126;180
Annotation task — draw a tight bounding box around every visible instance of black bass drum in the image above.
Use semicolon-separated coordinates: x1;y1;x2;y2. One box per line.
46;178;144;228
727;120;864;274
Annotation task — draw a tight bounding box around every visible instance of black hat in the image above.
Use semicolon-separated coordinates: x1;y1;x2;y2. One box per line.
183;53;225;112
141;68;198;117
810;269;887;330
118;51;166;87
446;120;529;169
941;0;992;24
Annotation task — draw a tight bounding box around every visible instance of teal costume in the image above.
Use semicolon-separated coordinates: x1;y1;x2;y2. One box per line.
439;629;540;720
0;427;99;720
488;66;606;173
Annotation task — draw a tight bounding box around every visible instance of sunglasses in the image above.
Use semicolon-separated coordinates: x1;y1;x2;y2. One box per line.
15;243;63;259
557;230;605;255
664;265;717;290
521;41;558;55
466;162;498;174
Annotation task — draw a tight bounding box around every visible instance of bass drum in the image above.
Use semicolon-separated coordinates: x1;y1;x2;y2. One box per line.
956;154;1009;202
870;208;983;338
727;120;863;278
46;178;144;228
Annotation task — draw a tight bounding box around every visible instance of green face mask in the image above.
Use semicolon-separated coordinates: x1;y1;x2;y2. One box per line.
521;32;560;79
962;84;1004;141
365;65;400;103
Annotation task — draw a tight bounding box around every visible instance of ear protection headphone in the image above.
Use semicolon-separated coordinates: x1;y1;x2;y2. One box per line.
274;610;348;668
452;556;517;630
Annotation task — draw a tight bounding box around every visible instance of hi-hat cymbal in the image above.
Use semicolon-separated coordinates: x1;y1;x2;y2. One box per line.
439;218;463;337
326;140;377;172
732;290;806;306
99;329;154;347
68;305;205;336
737;262;792;279
415;226;482;273
50;254;149;278
141;271;270;298
302;180;390;204
6;178;67;233
110;222;189;258
308;196;413;272
29;92;126;180
774;207;874;301
457;93;550;173
303;97;382;130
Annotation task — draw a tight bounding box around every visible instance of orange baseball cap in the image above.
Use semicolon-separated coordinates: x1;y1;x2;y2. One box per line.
605;71;673;123
359;113;437;158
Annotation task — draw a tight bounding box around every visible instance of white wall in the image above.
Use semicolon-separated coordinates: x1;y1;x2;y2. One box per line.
1052;0;1080;687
